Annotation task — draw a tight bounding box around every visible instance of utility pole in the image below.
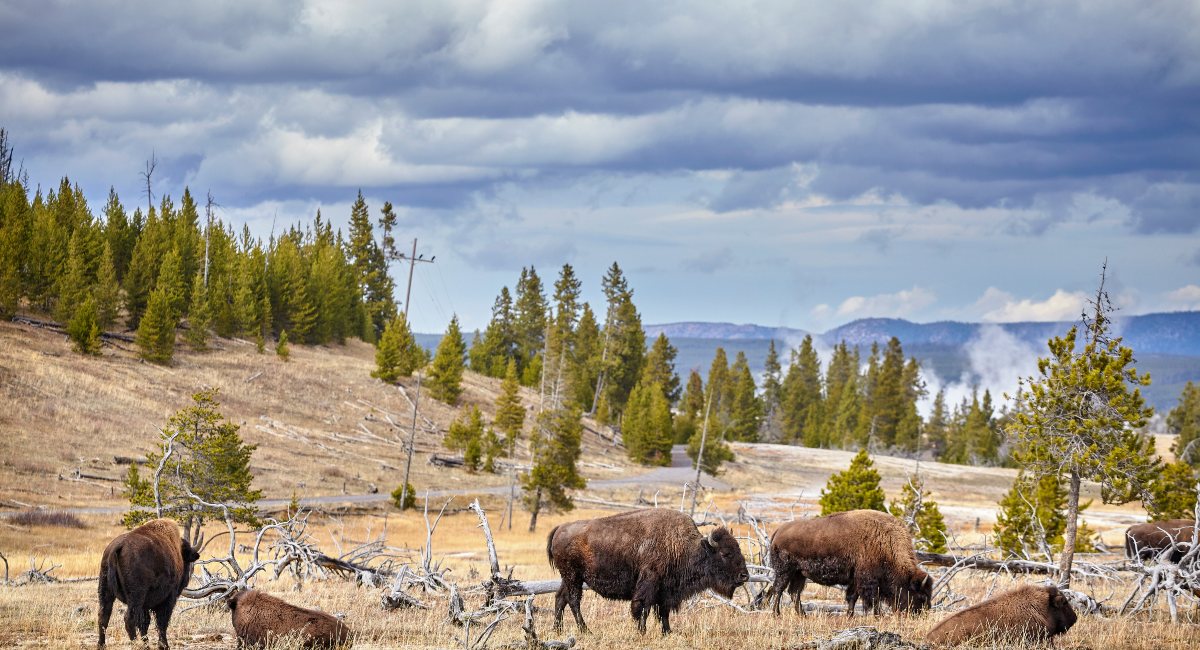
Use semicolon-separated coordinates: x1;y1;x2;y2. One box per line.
395;238;435;320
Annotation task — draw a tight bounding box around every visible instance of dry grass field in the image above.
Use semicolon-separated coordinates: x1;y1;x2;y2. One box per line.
1;322;1197;648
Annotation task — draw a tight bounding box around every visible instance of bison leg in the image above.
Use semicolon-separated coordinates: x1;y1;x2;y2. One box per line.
631;578;658;635
844;586;858;617
97;573;114;647
769;569;788;616
657;602;671;635
152;598;177;649
553;572;588;633
788;576;807;616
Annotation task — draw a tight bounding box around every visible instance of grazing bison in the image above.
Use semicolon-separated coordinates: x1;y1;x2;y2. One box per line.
547;508;749;635
1125;520;1198;563
98;518;200;649
228;589;352;649
926;583;1077;647
768;509;932;616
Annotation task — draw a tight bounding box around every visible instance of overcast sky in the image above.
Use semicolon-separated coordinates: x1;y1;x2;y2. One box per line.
2;0;1198;333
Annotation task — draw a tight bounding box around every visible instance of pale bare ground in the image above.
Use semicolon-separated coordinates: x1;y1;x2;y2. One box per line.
1;511;1198;649
0;321;630;511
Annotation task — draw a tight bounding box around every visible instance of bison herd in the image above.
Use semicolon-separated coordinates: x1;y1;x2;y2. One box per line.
96;513;1199;648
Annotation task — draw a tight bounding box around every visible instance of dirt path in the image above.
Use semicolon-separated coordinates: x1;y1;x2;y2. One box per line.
2;446;725;516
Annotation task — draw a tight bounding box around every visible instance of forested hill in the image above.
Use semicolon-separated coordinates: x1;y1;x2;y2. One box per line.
647;311;1200;356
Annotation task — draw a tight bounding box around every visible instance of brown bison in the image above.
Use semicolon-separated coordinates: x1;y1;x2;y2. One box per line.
1125;519;1198;563
228;589;352;649
768;509;932;616
98;518;200;649
547;508;749;635
926;583;1077;647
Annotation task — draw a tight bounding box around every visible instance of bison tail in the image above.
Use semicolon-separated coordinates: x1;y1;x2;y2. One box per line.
546;525;561;566
106;545;124;599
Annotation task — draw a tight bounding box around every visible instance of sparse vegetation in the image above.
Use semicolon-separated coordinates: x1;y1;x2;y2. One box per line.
8;509;86;529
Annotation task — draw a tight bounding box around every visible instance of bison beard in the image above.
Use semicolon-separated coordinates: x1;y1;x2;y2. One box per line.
926;583;1077;646
97;518;200;649
768;510;932;617
547;508;749;635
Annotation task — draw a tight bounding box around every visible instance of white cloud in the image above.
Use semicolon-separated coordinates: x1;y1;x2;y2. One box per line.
813;286;936;322
919;324;1040;418
1162;284;1200;311
974;287;1087;323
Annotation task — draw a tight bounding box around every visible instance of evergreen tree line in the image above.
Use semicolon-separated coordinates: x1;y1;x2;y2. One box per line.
0;171;400;363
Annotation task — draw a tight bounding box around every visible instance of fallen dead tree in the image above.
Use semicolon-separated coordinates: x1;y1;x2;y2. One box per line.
11;315;135;343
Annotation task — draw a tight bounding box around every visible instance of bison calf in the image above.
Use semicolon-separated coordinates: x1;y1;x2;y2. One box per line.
548;508;749;635
228;589;352;649
1125;519;1197;563
769;509;932;616
926;583;1077;647
98;518;200;649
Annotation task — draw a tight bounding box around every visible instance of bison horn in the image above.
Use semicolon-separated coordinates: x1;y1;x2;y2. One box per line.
707;529;720;546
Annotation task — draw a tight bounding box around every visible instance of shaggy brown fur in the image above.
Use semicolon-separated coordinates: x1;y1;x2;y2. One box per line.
768;509;932;616
1125;520;1198;563
97;518;200;649
228;589;352;649
926;583;1077;647
547;508;749;635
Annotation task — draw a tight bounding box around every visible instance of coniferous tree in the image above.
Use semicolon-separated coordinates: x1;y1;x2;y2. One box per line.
275;330;290;361
0;180;30;317
54;228;92;323
993;467;1096;558
123;211;161;329
1168;382;1200;466
523;404;585;531
596;263;645;417
674;370;705;444
122;388;261;545
782;335;822;446
136;285;176;364
373;313;424;383
1007;269;1157;585
727;351;762;442
513;266;547;385
428;315;466;404
472;286;518;377
494;359;526;450
67;296;102;356
622;380;674;466
346;191;395;337
93;240;121;330
642;333;681;404
760;339;785;442
28;192;68;311
888;474;948;553
102;187;133;281
819;449;886;515
925;389;950;458
445;406;485;456
570;303;603;408
1146;461;1199;521
185;274;210;351
156;249;187;317
834;373;863;448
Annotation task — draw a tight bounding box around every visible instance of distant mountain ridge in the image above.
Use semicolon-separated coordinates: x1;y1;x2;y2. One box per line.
647;311;1200;357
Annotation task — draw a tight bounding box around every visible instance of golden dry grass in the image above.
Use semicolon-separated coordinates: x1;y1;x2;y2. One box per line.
1;509;1198;649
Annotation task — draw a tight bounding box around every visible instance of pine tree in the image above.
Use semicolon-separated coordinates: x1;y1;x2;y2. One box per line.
1146;461;1199;521
523;404;586;531
93;240;120;330
782;335;823;445
471;286;518;377
819;449;886;515
674;370;705;444
122;388;262;543
428;315;466;404
596;263;645;417
888;474;948;553
687;424;735;475
102;187;133;281
513;267;547;385
727;352;762;442
1007;267;1158;585
275;330;290;361
570;303;603;408
642;333;681;404
373;313;424;383
494;359;526;449
925;389;950;458
185;274;210;351
622;380;674;466
822;342;859;446
1168;382;1200;466
391;483;417;510
760;339;785;442
136;285;176;364
482;427;504;473
0;181;30;318
346;191;395;337
445;406;485;458
992;468;1099;558
54;228;91;323
67;296;101;356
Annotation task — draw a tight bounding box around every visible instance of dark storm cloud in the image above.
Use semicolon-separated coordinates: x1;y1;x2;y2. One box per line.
2;0;1198;234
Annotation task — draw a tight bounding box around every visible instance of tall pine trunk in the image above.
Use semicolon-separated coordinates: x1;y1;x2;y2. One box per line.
528;487;542;532
1058;468;1081;587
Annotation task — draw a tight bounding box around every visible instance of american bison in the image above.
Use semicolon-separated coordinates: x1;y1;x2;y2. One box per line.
228;589;352;649
547;508;749;635
926;583;1077;647
1125;519;1198;563
98;518;200;649
768;509;932;616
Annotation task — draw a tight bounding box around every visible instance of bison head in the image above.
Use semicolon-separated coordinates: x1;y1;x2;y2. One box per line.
701;527;749;598
1046;586;1078;635
890;568;933;613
